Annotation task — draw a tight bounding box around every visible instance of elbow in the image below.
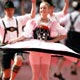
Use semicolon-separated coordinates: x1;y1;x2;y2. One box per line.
31;15;35;18
60;35;67;40
62;35;67;39
30;12;36;18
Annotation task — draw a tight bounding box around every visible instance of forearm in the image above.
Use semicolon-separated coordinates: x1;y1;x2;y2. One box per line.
48;35;67;43
15;36;26;42
30;0;36;18
62;0;69;15
8;35;26;44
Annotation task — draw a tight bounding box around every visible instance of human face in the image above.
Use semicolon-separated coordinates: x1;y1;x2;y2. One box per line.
5;8;15;18
39;2;49;19
49;6;55;15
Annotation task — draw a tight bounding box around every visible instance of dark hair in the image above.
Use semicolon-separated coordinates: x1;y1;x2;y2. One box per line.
72;2;80;10
75;3;80;10
4;0;15;9
48;2;55;7
40;1;50;8
42;0;55;7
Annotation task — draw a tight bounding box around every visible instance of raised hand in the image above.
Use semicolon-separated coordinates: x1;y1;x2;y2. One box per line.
31;0;36;3
64;0;69;3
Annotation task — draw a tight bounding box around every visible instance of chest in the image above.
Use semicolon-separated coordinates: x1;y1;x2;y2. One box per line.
2;19;17;28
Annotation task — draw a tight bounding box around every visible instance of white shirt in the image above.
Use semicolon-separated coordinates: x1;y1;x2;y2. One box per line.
22;18;67;38
0;14;31;43
60;11;80;32
48;11;64;23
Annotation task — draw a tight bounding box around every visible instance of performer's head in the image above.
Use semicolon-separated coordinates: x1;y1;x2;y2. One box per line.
72;1;80;11
4;0;15;18
48;2;55;15
41;0;55;15
39;1;50;19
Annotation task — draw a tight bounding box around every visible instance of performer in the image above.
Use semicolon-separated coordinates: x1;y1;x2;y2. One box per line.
60;1;80;75
8;1;67;80
0;0;36;80
48;0;69;22
47;0;69;80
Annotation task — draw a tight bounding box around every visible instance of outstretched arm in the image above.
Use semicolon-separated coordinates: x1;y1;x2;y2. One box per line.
62;0;69;15
8;35;26;44
30;0;36;18
49;35;67;43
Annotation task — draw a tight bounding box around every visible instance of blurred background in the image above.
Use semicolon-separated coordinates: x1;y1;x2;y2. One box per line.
0;0;80;80
0;0;80;17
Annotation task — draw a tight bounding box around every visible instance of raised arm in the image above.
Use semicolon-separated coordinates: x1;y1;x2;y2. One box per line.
30;0;36;18
62;0;69;15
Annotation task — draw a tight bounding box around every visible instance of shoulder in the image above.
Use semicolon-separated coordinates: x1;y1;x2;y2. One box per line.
26;19;37;26
16;14;31;19
1;17;5;21
54;11;64;16
0;18;5;27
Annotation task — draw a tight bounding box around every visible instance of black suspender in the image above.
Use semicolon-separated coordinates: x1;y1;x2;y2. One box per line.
2;18;19;44
69;13;80;31
16;19;19;37
2;20;7;44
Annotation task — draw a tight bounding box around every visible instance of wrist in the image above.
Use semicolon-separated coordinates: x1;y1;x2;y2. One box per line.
31;0;36;3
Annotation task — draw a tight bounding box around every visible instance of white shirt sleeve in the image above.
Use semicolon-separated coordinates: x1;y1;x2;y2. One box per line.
54;11;64;22
17;14;31;26
0;34;3;43
60;14;69;25
55;24;67;35
0;19;5;37
50;21;67;37
60;14;71;32
21;20;36;38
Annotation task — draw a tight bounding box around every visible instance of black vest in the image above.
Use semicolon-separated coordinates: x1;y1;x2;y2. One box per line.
33;25;53;40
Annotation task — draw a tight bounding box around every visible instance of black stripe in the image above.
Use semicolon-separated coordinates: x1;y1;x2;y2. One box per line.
0;48;80;58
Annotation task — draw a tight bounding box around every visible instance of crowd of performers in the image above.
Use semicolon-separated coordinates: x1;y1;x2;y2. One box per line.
0;0;80;80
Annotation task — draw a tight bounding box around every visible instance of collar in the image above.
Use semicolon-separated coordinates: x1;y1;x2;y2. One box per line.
4;15;14;20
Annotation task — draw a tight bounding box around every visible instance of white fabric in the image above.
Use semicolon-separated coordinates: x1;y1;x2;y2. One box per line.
0;14;31;43
48;11;64;23
22;19;67;38
60;11;80;32
1;39;78;55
